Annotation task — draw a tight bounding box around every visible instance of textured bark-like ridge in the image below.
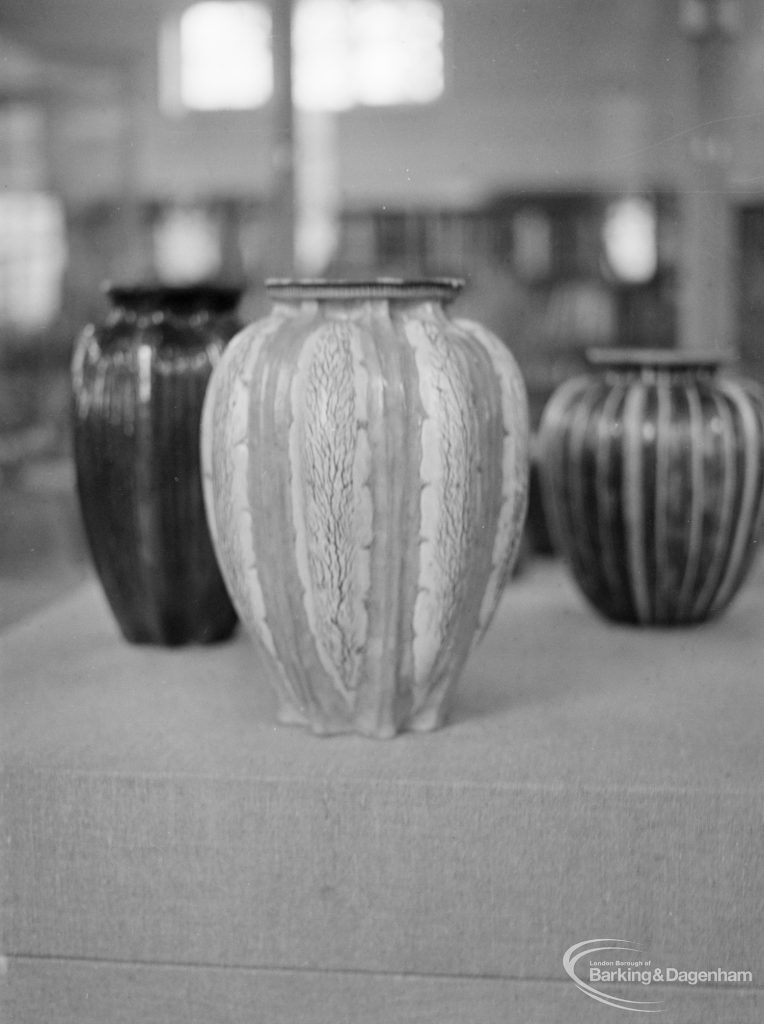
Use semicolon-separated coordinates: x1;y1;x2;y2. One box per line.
292;321;372;699
353;302;423;735
539;366;764;625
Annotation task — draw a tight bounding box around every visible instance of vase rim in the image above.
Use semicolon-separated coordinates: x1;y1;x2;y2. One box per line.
265;277;464;302
587;346;730;370
105;281;243;312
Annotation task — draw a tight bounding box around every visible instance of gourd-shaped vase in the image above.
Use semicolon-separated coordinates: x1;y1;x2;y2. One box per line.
538;348;764;625
201;278;529;736
72;282;240;645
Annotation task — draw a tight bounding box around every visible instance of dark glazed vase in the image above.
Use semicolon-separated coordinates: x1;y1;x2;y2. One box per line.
538;348;764;625
72;283;240;644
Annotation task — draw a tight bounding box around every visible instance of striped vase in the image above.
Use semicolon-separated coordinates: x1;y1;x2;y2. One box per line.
72;283;240;645
538;348;764;625
201;278;529;736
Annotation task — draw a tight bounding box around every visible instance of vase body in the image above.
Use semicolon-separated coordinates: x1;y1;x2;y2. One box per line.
201;279;529;736
538;348;764;625
72;283;240;645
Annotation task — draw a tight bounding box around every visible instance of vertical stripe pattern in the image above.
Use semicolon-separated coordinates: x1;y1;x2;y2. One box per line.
201;284;530;736
72;287;239;645
538;358;764;625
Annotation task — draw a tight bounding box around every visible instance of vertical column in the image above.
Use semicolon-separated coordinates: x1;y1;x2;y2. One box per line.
115;60;154;282
267;0;296;275
295;110;341;275
677;0;741;355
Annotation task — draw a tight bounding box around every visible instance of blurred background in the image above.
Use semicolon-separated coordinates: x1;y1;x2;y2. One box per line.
3;0;764;626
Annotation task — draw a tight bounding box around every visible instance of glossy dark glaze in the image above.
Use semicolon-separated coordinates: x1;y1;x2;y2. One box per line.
71;284;240;644
539;352;764;625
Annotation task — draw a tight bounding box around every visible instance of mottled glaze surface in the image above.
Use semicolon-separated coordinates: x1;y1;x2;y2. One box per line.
538;349;764;625
201;279;529;736
72;284;239;645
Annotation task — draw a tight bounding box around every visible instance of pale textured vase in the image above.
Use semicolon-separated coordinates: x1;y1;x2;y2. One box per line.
538;348;764;625
201;278;529;736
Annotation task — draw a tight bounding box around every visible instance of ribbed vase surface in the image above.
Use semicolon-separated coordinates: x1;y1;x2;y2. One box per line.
538;348;764;625
201;279;529;736
72;283;240;645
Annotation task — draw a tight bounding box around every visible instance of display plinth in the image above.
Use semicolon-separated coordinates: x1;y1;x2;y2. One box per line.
2;560;763;1023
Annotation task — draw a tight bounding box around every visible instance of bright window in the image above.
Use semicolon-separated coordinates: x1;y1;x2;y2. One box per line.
293;0;353;111
0;193;66;331
153;206;224;284
164;0;444;112
349;0;444;107
602;198;658;284
179;2;273;110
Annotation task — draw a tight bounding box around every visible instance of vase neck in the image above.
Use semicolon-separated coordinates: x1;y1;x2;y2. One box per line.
588;346;728;384
602;366;721;387
265;277;464;305
107;283;241;319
